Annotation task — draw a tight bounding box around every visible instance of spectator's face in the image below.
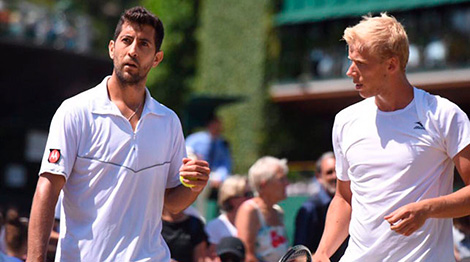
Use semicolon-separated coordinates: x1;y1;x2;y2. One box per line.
208;118;223;136
318;157;336;196
266;166;289;202
220;253;242;262
227;188;252;213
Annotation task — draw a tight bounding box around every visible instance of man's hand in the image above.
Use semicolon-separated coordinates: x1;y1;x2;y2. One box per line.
179;158;210;193
384;201;430;236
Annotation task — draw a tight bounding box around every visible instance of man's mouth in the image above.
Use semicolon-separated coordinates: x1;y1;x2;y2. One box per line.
124;63;137;68
354;82;363;89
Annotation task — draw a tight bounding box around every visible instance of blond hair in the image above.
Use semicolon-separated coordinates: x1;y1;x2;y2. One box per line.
248;156;288;194
218;175;249;211
343;13;409;70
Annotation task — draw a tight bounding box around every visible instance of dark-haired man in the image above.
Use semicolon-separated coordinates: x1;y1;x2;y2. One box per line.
27;6;210;262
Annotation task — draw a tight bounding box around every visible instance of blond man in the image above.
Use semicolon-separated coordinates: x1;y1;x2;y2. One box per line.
313;13;470;262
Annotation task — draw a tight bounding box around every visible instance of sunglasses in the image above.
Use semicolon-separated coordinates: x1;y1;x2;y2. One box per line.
233;191;253;199
325;169;335;175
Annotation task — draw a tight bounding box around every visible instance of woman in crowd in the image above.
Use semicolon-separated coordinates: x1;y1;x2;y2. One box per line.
161;207;208;262
205;175;252;261
1;208;28;262
235;156;289;262
453;215;470;262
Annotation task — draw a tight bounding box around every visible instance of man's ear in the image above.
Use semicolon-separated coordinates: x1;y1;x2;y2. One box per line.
152;51;164;68
108;40;115;60
387;56;400;73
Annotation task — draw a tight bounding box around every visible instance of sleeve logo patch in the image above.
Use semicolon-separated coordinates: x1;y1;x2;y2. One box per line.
48;149;61;163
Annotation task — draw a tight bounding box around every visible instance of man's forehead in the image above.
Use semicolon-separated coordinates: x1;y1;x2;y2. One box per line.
322;157;335;166
119;22;155;40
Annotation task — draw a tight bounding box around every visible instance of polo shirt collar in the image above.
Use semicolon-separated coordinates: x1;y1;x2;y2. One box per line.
142;86;167;117
91;76;166;117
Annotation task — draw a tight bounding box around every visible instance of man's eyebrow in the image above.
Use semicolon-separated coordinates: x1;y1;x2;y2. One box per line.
138;37;152;42
137;37;154;44
120;34;134;39
348;56;366;63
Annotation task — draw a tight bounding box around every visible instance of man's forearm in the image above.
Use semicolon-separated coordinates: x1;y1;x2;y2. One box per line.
314;195;351;258
426;185;470;219
165;158;210;213
27;175;64;262
164;185;200;214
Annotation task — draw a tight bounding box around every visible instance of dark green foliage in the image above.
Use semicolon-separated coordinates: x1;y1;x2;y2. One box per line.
143;0;199;116
196;0;272;173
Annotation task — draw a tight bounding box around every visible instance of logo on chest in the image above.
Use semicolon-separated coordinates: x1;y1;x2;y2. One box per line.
413;121;425;130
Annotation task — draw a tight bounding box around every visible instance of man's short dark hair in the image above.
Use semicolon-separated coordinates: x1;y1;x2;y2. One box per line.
113;6;164;51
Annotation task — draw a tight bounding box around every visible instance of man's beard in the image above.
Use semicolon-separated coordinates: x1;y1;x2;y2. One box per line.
322;182;336;196
114;63;145;85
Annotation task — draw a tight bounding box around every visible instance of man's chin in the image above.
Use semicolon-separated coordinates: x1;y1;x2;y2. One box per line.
326;185;336;196
358;91;372;99
116;71;143;85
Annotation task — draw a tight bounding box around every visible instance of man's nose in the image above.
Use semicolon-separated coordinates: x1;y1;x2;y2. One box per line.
346;63;356;78
128;41;138;57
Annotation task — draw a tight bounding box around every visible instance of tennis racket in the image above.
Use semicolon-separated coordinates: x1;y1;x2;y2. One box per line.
278;245;312;262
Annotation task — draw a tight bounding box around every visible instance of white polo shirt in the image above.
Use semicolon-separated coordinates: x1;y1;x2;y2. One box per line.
39;76;185;262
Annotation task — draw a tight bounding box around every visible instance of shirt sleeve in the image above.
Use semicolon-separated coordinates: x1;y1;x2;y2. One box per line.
439;100;470;158
332;114;350;181
166;113;187;188
39;101;79;180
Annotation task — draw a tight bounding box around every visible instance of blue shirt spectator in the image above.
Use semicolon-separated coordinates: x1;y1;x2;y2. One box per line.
186;117;232;186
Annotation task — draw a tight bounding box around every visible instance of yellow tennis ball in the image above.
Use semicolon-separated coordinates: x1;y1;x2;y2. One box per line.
180;175;196;188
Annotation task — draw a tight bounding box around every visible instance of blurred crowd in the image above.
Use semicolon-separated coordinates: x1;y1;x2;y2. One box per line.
0;0;93;53
3;146;470;262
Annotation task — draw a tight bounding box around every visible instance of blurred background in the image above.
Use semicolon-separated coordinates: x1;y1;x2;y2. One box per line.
1;0;470;244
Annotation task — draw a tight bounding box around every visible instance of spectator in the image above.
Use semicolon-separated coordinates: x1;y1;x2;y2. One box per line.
0;209;5;253
216;236;246;262
186;115;232;200
206;175;252;260
2;208;28;262
161;207;208;262
236;156;289;262
454;215;470;261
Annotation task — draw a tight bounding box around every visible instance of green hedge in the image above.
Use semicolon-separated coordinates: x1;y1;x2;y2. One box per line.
196;0;272;173
143;0;199;116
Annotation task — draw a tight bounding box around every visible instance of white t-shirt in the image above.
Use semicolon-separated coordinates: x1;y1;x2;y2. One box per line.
333;88;470;262
205;213;237;244
39;77;186;262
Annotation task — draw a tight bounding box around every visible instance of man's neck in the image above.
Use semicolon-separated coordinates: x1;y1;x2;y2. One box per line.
375;77;413;112
107;74;146;108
